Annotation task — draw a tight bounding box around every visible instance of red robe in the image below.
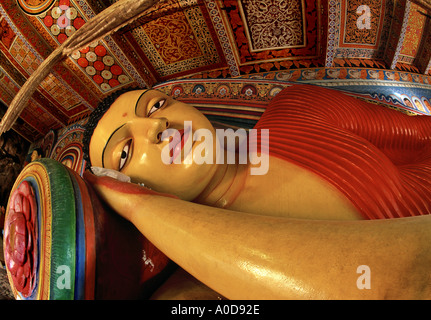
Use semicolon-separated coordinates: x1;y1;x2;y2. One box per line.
253;84;431;220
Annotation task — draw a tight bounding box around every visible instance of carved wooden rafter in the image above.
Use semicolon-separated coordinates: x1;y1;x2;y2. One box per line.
0;0;160;137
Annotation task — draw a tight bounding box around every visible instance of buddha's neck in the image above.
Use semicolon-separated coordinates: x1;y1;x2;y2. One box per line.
193;160;248;209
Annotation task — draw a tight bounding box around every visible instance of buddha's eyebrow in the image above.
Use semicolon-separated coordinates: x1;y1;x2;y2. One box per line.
134;89;150;116
102;124;125;168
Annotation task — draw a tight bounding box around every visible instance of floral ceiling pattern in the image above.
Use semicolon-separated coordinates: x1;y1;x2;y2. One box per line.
0;0;430;142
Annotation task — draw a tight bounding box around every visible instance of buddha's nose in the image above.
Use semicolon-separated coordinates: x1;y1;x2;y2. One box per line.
149;117;170;144
129;117;170;144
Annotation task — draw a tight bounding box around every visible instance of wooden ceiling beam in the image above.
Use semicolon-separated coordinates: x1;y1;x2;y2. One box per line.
0;0;160;137
384;0;412;70
411;0;431;11
415;5;431;74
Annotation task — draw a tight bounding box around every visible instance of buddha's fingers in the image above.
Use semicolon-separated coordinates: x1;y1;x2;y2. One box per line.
83;170;177;221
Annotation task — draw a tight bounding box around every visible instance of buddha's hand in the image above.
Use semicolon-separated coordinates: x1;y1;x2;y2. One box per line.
83;170;178;222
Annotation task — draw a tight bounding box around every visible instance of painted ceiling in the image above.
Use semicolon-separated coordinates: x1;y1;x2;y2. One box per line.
0;0;431;142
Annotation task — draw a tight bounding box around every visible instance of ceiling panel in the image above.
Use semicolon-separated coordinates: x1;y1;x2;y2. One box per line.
0;0;430;142
123;0;228;81
221;0;327;73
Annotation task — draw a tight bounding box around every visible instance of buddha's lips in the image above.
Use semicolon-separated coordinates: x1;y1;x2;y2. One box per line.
170;128;190;163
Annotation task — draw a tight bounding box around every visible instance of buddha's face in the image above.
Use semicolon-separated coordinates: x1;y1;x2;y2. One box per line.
89;89;218;200
30;150;40;162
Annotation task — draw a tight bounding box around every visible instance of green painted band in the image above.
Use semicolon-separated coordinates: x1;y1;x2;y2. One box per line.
39;159;77;300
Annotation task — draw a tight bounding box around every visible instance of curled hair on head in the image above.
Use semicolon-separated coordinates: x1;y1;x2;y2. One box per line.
82;86;139;171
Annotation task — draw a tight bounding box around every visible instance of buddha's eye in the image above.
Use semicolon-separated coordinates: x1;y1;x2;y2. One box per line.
148;99;166;116
119;140;131;171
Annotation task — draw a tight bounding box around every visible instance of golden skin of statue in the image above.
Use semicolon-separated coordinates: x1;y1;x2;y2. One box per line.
89;90;360;220
87;89;431;299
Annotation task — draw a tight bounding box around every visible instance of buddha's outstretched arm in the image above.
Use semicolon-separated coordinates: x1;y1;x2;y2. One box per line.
84;171;431;300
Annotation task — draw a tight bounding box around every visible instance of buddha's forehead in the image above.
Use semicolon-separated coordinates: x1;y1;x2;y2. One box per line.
109;89;149;112
89;90;146;167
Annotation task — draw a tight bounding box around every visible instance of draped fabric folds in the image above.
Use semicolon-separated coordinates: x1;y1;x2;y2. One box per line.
253;84;431;220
